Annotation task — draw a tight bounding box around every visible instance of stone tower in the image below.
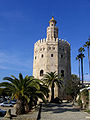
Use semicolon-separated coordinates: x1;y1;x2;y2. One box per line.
33;17;71;99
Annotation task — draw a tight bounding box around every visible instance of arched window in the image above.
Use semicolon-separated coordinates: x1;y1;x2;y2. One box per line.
35;56;36;59
51;54;53;57
41;54;43;58
40;48;42;51
48;47;51;50
40;70;44;76
43;47;45;50
61;54;63;58
52;47;55;50
61;70;64;77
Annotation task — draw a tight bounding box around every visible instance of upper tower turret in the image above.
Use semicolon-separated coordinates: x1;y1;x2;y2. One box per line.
49;16;57;27
47;17;58;41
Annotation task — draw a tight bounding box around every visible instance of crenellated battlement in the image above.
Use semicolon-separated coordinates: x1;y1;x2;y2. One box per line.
59;38;70;46
34;38;70;47
34;38;46;46
34;37;59;46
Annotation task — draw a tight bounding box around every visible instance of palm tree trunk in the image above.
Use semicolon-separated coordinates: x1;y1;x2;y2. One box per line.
81;57;84;87
16;100;25;115
29;97;33;110
25;103;29;113
88;46;90;74
51;82;54;102
79;59;80;80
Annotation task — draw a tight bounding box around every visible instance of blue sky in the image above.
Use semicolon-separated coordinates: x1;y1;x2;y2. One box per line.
0;0;90;82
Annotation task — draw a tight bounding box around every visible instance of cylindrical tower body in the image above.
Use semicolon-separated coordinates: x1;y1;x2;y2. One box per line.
33;17;71;100
58;40;71;99
33;39;47;79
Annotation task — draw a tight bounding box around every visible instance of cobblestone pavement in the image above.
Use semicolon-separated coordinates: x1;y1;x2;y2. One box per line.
41;102;90;120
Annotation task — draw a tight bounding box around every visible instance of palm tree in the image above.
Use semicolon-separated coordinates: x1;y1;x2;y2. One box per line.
78;47;85;87
0;73;27;114
0;73;49;115
0;88;8;101
83;36;90;73
27;78;49;110
43;71;62;102
76;55;80;80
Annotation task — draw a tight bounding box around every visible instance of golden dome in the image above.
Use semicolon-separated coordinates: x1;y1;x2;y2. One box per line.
49;16;57;24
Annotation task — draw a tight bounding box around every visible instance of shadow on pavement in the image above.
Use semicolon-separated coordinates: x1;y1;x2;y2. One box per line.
42;103;80;114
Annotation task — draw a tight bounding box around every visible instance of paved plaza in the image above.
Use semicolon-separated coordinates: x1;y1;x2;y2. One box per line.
0;102;90;120
40;102;90;120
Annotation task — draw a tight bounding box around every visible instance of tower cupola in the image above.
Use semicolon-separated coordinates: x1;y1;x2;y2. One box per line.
47;17;58;40
49;17;57;27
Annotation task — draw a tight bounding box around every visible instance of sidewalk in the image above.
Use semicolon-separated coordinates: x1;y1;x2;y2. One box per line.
40;102;90;120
